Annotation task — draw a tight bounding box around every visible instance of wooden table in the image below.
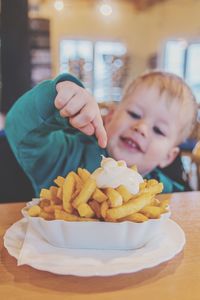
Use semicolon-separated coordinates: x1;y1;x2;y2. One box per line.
0;192;200;300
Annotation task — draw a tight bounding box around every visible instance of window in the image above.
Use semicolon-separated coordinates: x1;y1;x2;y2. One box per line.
186;43;200;102
60;40;129;102
163;39;200;103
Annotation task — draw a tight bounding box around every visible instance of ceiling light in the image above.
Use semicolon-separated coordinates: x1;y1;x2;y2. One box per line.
54;0;64;11
99;2;113;16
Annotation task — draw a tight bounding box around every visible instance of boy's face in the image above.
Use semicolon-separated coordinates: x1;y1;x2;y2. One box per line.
104;85;181;175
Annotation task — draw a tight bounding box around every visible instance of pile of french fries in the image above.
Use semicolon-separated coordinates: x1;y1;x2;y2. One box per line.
28;165;170;223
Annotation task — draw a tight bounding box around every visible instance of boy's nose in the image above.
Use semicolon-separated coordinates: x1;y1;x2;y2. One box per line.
131;120;148;137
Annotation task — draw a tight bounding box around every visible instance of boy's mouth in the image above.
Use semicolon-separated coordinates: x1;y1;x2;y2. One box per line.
120;137;144;152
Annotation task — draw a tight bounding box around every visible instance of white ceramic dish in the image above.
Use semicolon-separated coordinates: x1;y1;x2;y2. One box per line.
4;218;185;276
22;199;170;250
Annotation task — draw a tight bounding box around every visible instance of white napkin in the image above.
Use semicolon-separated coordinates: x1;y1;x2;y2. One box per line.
18;221;70;267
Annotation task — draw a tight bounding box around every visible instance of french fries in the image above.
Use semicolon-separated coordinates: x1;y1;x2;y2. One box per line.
106;193;153;221
28;165;170;223
72;177;96;208
28;205;41;217
104;188;123;208
62;171;76;213
119;212;148;223
92;188;108;203
116;185;132;203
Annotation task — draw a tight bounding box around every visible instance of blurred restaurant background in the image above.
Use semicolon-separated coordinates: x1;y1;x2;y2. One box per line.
1;0;200;201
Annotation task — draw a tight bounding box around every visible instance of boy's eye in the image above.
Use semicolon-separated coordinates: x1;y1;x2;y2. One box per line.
153;126;165;136
127;110;141;119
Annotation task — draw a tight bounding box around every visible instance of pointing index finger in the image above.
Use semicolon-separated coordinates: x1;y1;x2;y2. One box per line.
92;115;107;148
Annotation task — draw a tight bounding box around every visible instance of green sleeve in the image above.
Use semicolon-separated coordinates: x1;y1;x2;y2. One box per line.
145;169;185;193
5;73;85;194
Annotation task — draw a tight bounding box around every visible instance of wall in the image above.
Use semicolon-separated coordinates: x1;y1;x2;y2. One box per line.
30;0;200;82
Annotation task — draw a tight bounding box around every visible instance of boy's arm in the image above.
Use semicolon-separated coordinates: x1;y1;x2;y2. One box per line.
5;73;86;194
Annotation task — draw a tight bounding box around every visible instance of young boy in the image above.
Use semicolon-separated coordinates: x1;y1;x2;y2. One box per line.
5;71;197;195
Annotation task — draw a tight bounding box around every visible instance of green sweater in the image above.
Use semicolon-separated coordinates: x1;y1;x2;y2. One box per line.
5;73;184;196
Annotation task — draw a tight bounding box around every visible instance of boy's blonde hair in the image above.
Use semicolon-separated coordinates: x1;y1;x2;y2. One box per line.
123;71;198;144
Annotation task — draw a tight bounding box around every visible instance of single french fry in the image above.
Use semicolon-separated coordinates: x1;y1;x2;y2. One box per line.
88;200;101;218
139;180;147;191
77;168;91;182
72;208;79;216
146;179;158;187
100;200;109;219
53;204;62;210
71;172;83;200
160;207;169;213
71;188;81;201
28;205;41;217
106;193;153;221
39;198;51;208
72;178;96;208
57;187;63;200
49;186;59;202
119;212;148;223
43;205;55;214
39;210;54;220
54;176;65;187
140;205;162;219
151;198;161;206
62;171;76;213
77;203;95;218
145;182;163;195
116;185;132;203
40;188;51;200
55;209;80;221
130;164;138;172
104;187;123;207
43;202;62;214
72;171;83;188
92;188;108;203
159;198;170;209
52;197;62;205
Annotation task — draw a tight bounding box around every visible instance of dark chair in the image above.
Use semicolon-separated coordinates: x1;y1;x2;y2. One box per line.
0;132;34;203
159;154;192;191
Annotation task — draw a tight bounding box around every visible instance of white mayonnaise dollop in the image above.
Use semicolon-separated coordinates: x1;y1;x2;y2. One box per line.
92;157;143;195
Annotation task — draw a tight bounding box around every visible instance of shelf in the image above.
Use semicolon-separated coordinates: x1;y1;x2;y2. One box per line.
29;18;52;87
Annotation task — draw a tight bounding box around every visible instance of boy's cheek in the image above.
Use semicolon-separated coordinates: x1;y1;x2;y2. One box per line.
107;127;122;141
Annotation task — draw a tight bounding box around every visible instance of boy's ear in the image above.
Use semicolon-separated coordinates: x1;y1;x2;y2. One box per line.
159;147;180;169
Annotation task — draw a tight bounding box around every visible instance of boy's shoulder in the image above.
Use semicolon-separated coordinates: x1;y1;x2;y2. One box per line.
145;168;185;193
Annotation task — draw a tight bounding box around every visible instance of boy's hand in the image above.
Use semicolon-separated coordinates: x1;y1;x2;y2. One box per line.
55;81;107;148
